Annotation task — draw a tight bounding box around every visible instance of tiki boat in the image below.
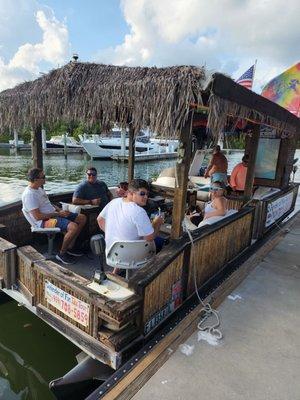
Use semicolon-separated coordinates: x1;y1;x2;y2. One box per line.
0;63;299;399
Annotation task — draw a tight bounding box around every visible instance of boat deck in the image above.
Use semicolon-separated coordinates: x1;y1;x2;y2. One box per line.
35;238;113;281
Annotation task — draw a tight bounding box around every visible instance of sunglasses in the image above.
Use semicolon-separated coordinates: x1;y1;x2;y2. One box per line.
210;186;223;191
137;191;148;197
87;172;97;177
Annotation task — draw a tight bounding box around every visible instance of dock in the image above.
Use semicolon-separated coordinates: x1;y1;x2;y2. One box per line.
43;147;85;154
111;152;178;162
0;143;31;150
131;214;300;400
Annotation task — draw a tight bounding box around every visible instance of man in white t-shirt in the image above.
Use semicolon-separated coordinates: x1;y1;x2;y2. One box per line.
97;178;164;274
22;168;86;265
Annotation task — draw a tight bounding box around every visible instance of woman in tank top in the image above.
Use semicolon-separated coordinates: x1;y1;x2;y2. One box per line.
204;181;227;220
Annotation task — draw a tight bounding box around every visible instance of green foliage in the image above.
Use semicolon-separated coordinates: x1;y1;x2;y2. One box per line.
0;133;11;142
224;133;246;149
45;121;101;140
0;121;102;143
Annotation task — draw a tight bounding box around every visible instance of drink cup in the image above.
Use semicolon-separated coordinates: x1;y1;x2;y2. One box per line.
159;212;165;220
62;203;69;211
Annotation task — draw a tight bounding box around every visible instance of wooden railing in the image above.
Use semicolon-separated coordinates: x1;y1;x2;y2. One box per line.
186;210;253;295
130;207;255;336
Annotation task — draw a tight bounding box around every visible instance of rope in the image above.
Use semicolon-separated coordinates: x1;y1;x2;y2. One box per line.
183;219;223;341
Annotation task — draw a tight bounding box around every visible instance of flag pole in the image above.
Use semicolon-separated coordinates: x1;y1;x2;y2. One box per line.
252;59;257;90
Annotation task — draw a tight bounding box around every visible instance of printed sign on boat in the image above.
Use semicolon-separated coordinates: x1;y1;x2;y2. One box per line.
45;280;90;327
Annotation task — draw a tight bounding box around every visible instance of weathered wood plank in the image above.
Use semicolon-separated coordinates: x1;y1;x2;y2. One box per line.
98;325;140;351
244;124;260;200
37;304;120;368
17;280;34;305
171;112;194;239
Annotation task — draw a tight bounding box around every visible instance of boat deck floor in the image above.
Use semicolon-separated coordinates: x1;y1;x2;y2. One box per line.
32;238;113;281
132;214;300;400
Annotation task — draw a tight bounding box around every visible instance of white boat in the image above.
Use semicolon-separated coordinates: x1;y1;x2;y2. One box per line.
80;127;178;159
46;136;82;149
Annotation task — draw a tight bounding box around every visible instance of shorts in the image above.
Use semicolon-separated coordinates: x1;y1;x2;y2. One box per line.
211;172;228;184
42;212;78;231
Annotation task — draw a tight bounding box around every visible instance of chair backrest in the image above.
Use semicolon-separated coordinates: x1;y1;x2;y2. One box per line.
106;240;156;270
22;208;39;228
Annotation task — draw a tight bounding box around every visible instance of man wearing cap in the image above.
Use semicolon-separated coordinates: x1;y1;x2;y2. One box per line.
72;167;112;209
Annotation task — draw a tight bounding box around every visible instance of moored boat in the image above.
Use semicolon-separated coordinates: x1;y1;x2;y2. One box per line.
0;62;299;399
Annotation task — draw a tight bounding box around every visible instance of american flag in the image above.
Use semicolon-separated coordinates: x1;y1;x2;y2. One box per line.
236;65;255;89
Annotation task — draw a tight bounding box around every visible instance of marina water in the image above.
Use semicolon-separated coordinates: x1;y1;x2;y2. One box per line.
0;149;299;399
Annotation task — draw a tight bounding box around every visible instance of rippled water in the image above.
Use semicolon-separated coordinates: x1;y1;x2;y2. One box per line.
0;148;299;400
0;149;178;206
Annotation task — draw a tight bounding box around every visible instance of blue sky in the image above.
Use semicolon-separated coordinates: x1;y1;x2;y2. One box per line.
0;0;299;93
41;0;129;60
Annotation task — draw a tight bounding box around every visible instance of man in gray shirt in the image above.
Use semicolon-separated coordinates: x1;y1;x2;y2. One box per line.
72;167;112;210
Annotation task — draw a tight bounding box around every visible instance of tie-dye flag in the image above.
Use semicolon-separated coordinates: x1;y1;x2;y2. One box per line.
261;63;300;117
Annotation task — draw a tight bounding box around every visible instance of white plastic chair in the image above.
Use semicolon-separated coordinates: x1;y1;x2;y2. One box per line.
106;240;156;279
22;209;61;258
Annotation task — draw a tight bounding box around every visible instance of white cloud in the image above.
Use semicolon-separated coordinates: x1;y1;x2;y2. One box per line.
95;0;300;92
0;1;70;91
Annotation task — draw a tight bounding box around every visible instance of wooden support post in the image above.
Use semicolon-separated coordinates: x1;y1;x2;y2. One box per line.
0;237;17;289
32;125;43;169
171;112;194;239
128;125;135;182
244;124;260;200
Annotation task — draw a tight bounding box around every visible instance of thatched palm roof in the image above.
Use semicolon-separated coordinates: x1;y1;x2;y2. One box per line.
0;62;206;137
0;62;299;138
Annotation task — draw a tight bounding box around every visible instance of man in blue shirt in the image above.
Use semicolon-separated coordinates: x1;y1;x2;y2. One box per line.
72;167;112;210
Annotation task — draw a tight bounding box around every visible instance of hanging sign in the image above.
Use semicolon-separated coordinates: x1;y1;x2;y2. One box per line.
265;191;294;227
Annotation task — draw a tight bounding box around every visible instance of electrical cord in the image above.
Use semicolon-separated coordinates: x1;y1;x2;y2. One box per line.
183;219;223;341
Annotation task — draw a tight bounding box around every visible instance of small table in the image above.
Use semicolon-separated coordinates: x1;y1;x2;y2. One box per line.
61;202;101;238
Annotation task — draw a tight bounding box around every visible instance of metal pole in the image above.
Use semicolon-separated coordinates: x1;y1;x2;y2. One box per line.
63;132;68;159
41;127;47;151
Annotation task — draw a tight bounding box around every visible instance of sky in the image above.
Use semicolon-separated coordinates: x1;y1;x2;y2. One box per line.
0;0;299;93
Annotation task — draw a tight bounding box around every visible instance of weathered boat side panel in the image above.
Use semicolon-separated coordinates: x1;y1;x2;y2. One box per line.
17;245;45;304
0;209;32;246
0;237;17;288
226;197;244;211
36;304;121;369
142;252;184;333
34;265;95;336
187;211;253;296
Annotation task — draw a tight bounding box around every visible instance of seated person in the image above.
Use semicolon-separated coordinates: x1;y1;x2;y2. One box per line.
22;168;87;265
72;167;112;209
204;181;227;220
230;154;249;192
116;181;128;198
204;145;228;184
97;179;164;274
